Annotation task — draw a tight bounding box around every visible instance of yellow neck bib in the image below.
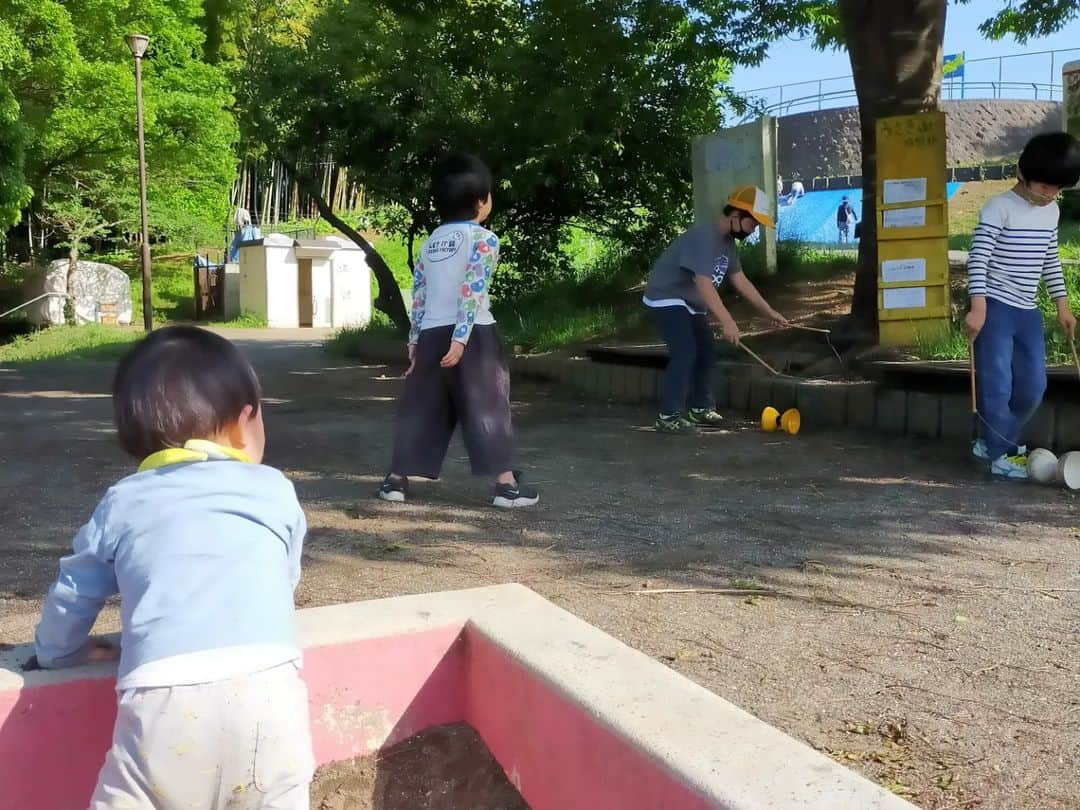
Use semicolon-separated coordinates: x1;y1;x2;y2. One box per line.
139;439;251;473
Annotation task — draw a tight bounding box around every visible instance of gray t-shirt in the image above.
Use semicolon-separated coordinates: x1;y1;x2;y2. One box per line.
643;224;742;313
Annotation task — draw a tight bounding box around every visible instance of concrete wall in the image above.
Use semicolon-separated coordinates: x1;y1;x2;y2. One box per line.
778;100;1062;181
692;118;778;273
1;586;913;810
237;243;267;320
1065;61;1080;138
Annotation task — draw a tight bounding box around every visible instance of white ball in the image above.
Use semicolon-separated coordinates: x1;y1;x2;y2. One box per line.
1028;448;1058;484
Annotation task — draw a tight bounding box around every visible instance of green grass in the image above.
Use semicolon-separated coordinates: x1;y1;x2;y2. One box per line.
951;218;1080;258
0;324;139;364
325;310;403;356
501;304;636;352
209;311;268;328
741;241;858;280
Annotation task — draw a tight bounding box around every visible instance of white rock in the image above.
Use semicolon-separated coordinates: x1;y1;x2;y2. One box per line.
29;260;133;327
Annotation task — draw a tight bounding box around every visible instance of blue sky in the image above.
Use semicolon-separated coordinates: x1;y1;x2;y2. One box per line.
732;2;1080;100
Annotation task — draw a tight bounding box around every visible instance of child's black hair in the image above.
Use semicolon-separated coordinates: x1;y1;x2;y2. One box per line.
432;154;492;222
1018;132;1080;189
112;326;262;459
723;205;756;219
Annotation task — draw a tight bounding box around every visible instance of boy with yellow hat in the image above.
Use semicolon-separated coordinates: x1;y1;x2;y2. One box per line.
643;185;788;433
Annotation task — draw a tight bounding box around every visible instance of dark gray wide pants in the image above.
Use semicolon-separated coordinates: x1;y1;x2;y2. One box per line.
389;325;514;478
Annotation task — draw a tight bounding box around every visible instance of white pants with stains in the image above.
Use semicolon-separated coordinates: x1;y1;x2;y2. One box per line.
89;663;315;809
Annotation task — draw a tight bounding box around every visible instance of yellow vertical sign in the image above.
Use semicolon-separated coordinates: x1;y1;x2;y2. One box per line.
875;111;951;346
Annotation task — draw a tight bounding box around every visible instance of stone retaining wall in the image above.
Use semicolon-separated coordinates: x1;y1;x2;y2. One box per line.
509;353;1080;452
341;339;1080;452
778;100;1061;182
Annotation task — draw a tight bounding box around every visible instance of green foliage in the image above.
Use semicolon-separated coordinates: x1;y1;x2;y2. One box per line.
973;0;1080;42
0;0;238;248
240;0;820;299
0;20;32;227
43;195;120;257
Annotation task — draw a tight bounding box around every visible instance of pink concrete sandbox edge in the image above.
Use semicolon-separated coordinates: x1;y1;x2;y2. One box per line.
1;584;915;810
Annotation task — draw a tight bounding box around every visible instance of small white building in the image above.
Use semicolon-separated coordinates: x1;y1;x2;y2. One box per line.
234;234;371;329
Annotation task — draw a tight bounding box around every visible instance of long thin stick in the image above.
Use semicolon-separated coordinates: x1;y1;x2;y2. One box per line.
787;324;832;334
737;341;779;376
1071;339;1080;380
624;587;777;596
968;339;977;415
968;338;979;446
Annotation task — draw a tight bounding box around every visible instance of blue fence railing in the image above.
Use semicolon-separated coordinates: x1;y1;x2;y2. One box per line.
736;47;1080;121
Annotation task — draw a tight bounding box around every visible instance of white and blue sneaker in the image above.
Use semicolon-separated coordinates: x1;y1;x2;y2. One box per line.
990;454;1029;480
972;439;1026;461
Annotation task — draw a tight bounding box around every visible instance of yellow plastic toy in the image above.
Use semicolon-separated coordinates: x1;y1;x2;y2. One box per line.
761;406;801;435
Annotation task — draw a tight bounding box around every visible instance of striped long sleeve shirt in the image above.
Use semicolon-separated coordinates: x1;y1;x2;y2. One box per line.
967;190;1067;309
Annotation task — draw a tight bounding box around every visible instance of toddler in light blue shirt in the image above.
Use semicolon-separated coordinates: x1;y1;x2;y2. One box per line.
34;325;314;809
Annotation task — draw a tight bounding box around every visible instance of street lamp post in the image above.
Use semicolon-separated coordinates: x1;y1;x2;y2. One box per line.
126;33;153;332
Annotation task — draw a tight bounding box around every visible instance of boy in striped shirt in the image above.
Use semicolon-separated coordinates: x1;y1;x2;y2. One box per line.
965;132;1080;479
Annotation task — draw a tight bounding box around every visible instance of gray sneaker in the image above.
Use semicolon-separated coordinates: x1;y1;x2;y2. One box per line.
990;454;1028;480
654;413;698;434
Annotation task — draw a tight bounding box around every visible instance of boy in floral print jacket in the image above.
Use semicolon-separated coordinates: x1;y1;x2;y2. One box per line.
377;155;539;508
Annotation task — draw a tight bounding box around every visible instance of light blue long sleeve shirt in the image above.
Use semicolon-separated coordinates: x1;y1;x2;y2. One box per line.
34;458;306;683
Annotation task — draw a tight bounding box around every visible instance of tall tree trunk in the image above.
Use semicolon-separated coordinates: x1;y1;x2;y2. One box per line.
329;167;340;213
26;210;34;264
407;221;418;270
202;0;229;64
284;160;409;333
839;0;947;336
66;242;79;325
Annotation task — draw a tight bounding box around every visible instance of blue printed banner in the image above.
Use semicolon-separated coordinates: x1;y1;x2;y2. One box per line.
943;52;965;79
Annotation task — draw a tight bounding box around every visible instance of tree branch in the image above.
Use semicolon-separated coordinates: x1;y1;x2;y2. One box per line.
282;158;409;334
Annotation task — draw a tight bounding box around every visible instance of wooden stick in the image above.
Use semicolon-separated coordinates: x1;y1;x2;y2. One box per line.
1071;339;1080;380
967;338;977;415
737;341;779;376
787;324;832;334
624;587;777;596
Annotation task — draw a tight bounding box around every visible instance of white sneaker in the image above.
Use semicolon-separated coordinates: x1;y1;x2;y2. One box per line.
990;454;1028;480
972;440;1025;461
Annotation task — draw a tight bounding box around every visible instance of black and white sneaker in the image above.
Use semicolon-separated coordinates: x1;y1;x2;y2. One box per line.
377;475;408;503
492;473;540;509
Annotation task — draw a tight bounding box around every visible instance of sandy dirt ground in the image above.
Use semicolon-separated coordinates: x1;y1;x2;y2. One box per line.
310;722;527;809
1;330;1078;809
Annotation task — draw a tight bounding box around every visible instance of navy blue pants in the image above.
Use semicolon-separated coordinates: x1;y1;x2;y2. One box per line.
974;298;1046;460
651;307;716;415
